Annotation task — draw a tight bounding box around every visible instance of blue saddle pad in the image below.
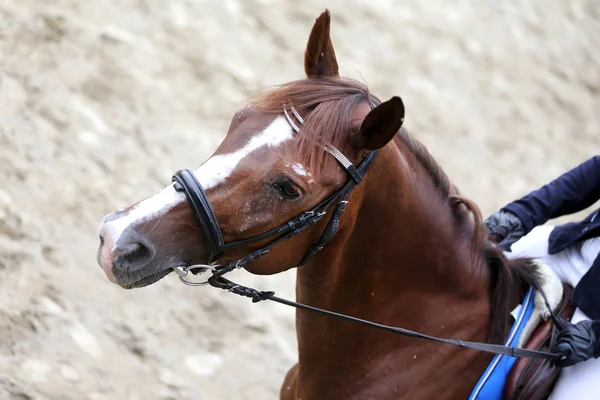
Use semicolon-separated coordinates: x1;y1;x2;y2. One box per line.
468;287;536;400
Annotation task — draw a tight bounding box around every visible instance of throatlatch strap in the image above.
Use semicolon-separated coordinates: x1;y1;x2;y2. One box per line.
173;169;224;263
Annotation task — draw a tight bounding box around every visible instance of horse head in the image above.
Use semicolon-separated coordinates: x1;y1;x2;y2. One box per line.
97;10;404;289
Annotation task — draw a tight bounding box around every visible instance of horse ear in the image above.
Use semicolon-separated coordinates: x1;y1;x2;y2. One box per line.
354;97;405;151
304;9;339;78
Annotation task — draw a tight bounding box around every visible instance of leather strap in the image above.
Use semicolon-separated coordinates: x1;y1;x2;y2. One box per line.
207;276;563;362
173;170;225;263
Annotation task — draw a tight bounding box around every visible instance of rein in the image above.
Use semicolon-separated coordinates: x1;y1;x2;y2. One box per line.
171;103;565;363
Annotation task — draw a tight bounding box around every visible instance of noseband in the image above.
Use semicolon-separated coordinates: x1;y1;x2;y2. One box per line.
171;171;224;263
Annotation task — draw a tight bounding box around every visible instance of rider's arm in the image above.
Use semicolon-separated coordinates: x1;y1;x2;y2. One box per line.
502;155;600;235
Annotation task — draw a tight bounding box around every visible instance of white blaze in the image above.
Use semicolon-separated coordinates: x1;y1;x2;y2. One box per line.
100;184;184;248
193;116;293;189
99;116;293;250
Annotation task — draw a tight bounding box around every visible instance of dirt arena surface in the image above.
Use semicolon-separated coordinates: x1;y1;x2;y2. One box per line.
0;1;598;399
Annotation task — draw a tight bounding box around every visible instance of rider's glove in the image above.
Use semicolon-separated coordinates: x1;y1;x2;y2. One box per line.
483;210;525;251
552;320;600;368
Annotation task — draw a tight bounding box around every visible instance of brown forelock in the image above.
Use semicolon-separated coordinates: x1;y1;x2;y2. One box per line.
248;77;380;174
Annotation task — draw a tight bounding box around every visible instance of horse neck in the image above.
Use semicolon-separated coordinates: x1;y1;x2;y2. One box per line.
292;140;496;399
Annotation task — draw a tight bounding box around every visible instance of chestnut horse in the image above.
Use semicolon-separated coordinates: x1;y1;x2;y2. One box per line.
97;10;546;400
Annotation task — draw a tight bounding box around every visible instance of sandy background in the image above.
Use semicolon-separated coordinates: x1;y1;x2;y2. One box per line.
0;1;598;399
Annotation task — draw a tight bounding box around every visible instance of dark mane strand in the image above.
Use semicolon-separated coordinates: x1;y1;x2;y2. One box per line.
485;245;541;343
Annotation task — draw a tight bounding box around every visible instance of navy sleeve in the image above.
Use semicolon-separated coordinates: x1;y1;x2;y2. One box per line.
502;155;600;233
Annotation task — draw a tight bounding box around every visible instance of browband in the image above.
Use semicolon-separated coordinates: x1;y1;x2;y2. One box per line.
283;104;364;184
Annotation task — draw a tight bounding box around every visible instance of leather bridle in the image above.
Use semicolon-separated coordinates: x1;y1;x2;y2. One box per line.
170;101;565;363
172;103;377;283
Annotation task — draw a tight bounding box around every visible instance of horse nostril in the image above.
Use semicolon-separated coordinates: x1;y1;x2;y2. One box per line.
117;243;147;264
113;231;156;272
99;234;105;247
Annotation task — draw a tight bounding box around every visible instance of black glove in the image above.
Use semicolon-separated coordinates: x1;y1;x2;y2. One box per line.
552;320;598;368
483;210;525;251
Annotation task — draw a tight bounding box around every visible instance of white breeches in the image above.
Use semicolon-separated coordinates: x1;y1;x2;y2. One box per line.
507;226;600;400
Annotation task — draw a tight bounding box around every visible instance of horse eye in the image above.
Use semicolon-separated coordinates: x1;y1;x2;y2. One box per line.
273;180;302;200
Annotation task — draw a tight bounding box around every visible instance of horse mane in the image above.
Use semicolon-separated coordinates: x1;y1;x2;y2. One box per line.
250;76;541;344
397;127;541;343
